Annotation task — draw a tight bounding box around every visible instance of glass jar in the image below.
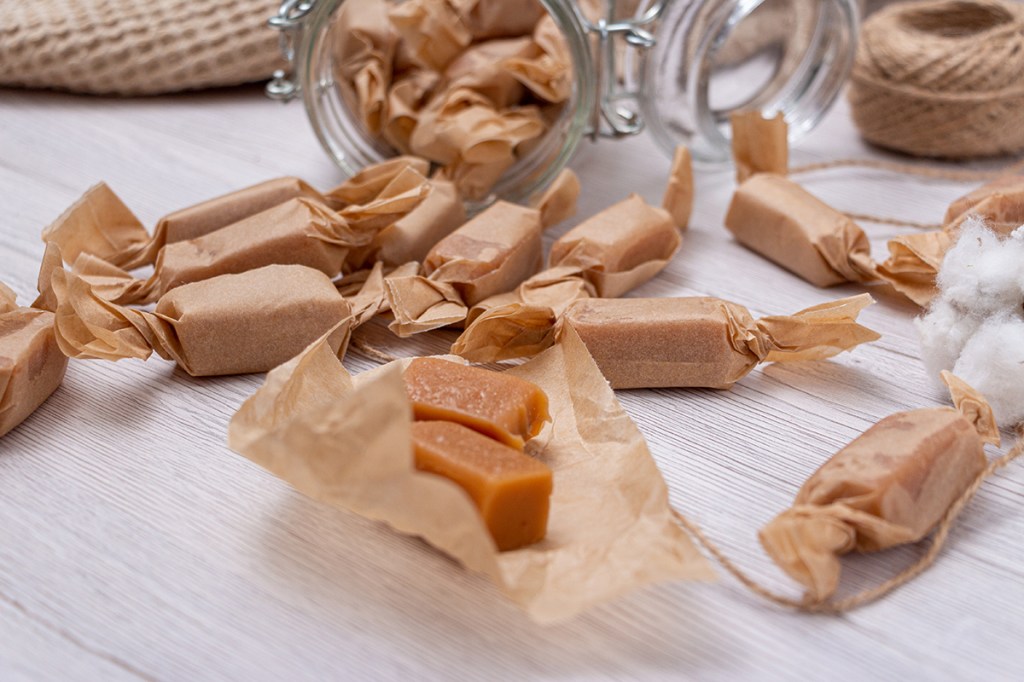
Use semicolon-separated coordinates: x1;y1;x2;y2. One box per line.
267;0;858;205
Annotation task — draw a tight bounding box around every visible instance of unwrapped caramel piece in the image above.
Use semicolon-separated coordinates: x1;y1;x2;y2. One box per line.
759;372;1000;603
725;174;877;287
0;284;68;438
731;111;788;183
411;420;552;551
563;294;879;389
403;357;550;449
53;264;354;377
944;174;1024;227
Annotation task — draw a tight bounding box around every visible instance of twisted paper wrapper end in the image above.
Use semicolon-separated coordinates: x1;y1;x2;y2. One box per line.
756;294;880;364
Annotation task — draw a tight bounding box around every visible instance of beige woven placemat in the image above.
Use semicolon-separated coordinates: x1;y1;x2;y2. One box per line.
0;0;284;95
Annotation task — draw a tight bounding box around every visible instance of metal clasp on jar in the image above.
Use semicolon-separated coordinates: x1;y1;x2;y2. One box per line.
265;0;318;102
580;0;663;141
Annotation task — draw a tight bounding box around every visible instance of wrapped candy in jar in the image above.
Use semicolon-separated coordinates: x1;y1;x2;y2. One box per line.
264;0;858;202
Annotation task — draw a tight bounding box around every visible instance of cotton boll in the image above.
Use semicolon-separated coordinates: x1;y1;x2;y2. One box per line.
916;299;982;379
937;219;1023;316
953;316;1024;427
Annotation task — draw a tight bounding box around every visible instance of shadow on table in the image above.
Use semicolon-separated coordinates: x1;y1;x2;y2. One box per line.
256;491;739;677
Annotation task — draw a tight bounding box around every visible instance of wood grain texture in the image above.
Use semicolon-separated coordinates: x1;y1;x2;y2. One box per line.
1;85;1022;681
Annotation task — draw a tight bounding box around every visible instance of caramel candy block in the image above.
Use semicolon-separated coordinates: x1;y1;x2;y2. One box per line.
411;421;552;551
759;372;1000;603
53;264;353;377
725;174;877;288
731;111;788;183
944;174;1024;227
403;357;550;449
662;146;694;230
41;179;324;272
549;194;680;298
0;285;68;438
563;294;879;389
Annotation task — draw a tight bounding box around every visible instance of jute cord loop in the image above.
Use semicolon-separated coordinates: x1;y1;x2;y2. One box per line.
673;427;1024;613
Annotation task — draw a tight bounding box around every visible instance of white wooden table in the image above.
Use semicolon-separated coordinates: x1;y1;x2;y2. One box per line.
2;84;1022;681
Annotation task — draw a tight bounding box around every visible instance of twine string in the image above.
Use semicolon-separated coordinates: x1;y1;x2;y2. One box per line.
349;335;401;364
673;427;1024;613
786;157;1024;230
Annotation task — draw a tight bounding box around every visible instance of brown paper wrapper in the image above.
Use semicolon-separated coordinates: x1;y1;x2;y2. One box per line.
333;0;399;135
382;70;441;154
72;166;430;306
529;168;580;229
874;230;954;307
562;294;879;389
450;0;546;41
452;194;681;362
548;194;680;299
725;174;877;288
53;264;354;377
501;15;573;104
323;156;431;208
385;201;544;336
759;372;999;603
389;0;473;71
944;173;1024;226
359;179;467;268
662;146;694;230
0;284;68;438
41;179;330;273
731;111;789;183
444;37;533;109
227;324;713;623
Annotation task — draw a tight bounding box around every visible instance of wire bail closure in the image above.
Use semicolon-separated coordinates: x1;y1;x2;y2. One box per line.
266;0;318;102
582;1;662;141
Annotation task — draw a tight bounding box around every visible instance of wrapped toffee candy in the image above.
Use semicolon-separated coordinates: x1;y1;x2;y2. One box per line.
53;264;355;377
0;283;68;438
41;156;431;277
335;0;571;200
759;372;1001;603
877;175;1024;307
731;111;788;183
662;146;694;230
41;178;323;272
562;294;879;389
944;173;1024;230
453;194;680;362
385;201;544;336
725;174;878;288
68;167;430;306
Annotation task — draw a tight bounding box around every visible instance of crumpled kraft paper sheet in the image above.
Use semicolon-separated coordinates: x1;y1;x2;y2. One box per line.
228;325;714;623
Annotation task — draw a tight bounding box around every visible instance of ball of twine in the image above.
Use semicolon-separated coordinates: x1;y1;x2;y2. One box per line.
848;0;1024;159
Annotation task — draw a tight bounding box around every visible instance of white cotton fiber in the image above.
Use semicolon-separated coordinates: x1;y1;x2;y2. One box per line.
917;220;1024;428
914;299;981;379
952;317;1024;427
935;219;1024;316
